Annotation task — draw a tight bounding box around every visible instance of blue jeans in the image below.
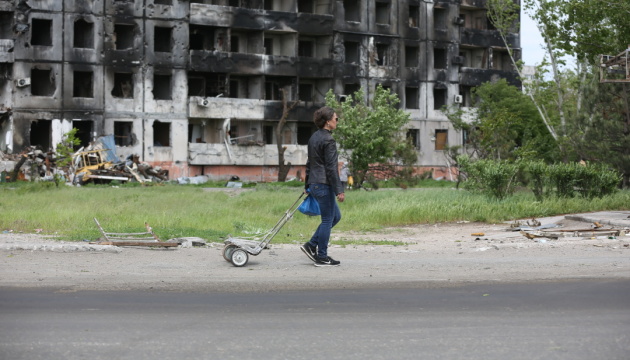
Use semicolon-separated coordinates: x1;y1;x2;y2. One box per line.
307;184;341;258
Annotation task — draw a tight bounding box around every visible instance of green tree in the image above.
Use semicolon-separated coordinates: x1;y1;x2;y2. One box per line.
524;0;630;186
54;128;81;186
446;79;556;162
325;85;415;188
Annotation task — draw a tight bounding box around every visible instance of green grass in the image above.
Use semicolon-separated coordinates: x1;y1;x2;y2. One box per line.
1;182;628;243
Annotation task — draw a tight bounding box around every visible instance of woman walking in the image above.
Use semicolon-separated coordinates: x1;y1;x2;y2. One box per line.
300;106;345;266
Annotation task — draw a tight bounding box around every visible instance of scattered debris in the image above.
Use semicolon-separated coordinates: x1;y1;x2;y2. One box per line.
0;135;168;184
93;218;180;248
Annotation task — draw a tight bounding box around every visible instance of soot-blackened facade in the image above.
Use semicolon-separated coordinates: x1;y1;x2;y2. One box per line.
0;0;520;181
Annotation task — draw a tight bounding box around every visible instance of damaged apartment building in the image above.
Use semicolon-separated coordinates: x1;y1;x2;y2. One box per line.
0;0;520;181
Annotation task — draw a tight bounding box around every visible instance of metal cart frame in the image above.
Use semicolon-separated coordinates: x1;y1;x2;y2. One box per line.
222;193;305;267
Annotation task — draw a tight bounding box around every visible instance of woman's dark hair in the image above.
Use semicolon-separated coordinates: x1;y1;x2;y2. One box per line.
313;106;335;129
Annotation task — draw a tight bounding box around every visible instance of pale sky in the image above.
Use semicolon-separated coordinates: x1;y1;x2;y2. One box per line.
520;9;546;66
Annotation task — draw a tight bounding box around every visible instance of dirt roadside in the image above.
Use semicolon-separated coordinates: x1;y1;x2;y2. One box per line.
1;213;629;293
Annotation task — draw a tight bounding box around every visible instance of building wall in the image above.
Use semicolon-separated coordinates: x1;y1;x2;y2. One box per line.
0;0;521;182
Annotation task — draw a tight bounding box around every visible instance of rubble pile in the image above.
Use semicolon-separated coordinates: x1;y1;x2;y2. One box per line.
0;147;58;182
1;136;168;185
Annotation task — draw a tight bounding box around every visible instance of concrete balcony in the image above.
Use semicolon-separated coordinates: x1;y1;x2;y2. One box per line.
190;97;268;120
189;142;308;166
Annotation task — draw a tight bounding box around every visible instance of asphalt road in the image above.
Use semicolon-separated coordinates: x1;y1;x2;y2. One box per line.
1;280;629;360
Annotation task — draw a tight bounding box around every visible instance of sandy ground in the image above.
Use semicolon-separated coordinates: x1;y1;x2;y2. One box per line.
1;217;629;293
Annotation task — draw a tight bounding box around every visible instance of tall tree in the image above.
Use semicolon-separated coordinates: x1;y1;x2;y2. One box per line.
486;0;562;149
524;0;630;185
325;86;415;188
446;79;556;162
276;88;298;182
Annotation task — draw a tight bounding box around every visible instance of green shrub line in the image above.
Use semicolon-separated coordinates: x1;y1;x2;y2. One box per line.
1;183;628;243
459;157;623;201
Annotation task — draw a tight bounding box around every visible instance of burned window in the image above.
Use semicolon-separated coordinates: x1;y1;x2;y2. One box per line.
154;0;172;5
153;74;172;100
434;8;447;29
264;76;294;101
459;85;472;107
190;25;227;51
297;0;314;13
114;121;134;146
434;48;446;69
344;41;359;64
299;83;313;102
344;83;360;96
230;36;239;52
31;68;56;96
188;72;226;97
30;120;52;151
229;79;239;98
263;32;295;56
112;72;134;98
31;19;52;46
229;0;241;7
114;24;135;50
264;38;273;55
434;129;447;151
74;19;94;49
72;122;93;148
298;40;314;57
492;50;512;71
375;43;389;66
344;0;360;22
188;76;205;97
153;121;170;147
375;1;390;25
409;5;419;28
0;12;14;39
154;26;172;53
405;87;419;109
73;71;94;98
405;46;418;67
297;124;315;145
433;88;446;110
406;129;419;149
264;125;274;144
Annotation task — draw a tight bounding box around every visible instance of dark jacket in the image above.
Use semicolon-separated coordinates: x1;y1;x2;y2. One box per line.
305;129;344;195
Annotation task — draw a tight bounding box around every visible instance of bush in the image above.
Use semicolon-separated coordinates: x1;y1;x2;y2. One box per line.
522;160;547;201
458;156;519;200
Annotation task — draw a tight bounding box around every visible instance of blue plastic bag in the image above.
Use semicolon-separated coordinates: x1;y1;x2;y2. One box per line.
298;195;320;216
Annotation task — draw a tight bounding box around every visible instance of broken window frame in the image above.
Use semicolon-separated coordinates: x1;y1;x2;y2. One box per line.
405;45;419;68
114;23;136;50
30;68;56;97
433;87;446;110
153;120;171;147
405;87;419;109
73;19;95;49
406;128;420;149
114;121;135;147
153;73;172;100
434;48;447;69
111;72;134;99
344;41;360;64
408;5;419;28
343;0;361;22
73;71;94;98
154;26;173;53
31;18;53;47
375;1;390;26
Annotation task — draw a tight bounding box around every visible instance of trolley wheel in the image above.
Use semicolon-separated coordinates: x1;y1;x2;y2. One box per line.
231;249;249;267
222;245;237;262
